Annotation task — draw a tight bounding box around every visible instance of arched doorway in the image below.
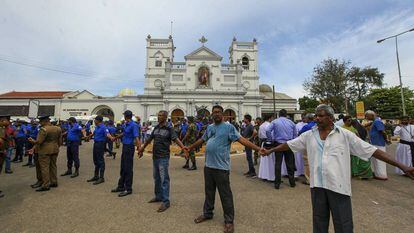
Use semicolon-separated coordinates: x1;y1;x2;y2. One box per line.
224;109;236;122
171;109;184;124
92;105;115;120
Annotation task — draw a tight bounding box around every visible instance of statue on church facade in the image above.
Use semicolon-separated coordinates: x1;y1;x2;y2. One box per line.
198;67;209;86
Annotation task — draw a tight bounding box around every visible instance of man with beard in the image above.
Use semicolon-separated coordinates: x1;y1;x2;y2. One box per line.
187;105;266;233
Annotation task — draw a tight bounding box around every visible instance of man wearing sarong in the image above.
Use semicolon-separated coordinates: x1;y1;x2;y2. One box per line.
393;115;414;175
342;115;372;179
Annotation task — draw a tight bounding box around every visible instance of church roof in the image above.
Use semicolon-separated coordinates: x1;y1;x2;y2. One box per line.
184;46;223;61
0;91;70;99
259;84;294;100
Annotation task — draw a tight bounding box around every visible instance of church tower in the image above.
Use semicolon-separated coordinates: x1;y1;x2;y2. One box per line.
229;38;259;96
144;35;175;95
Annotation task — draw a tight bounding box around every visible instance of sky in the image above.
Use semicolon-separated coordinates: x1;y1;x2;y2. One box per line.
0;0;413;99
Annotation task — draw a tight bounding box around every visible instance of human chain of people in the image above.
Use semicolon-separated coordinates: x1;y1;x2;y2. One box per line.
1;104;414;233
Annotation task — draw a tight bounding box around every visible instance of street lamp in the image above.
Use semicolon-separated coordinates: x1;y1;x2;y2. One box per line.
377;27;414;116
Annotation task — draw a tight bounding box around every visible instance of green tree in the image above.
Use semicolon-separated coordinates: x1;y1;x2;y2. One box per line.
298;96;320;113
364;86;414;119
304;58;384;113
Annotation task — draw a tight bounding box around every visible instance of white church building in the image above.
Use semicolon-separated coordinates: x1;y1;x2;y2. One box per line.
0;35;300;122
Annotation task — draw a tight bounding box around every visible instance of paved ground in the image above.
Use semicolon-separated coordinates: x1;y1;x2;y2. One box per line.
1;143;414;233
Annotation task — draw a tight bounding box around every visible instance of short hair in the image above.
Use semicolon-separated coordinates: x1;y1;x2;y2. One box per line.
338;114;345;119
244;114;252;122
315;104;335;117
305;113;314;121
279;109;287;117
256;117;262;122
343;115;352;122
159;110;168;117
263;115;272;121
212;105;224;112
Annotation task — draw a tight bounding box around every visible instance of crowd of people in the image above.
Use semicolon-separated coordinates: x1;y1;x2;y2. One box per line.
1;104;414;233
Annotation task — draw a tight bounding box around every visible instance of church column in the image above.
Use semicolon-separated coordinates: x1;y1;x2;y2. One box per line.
164;100;169;115
142;103;148;121
256;103;261;118
238;100;243;121
236;62;243;91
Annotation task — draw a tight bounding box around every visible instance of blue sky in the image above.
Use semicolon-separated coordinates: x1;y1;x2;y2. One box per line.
0;0;413;99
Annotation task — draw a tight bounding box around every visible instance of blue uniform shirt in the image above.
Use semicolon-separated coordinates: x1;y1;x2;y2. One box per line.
202;122;241;171
122;121;140;145
180;122;188;137
108;126;116;135
369;118;386;146
29;125;39;139
67;123;83;142
16;125;26;138
94;123;109;142
299;121;316;135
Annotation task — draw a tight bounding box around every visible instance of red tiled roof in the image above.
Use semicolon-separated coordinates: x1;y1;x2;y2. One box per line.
0;91;70;99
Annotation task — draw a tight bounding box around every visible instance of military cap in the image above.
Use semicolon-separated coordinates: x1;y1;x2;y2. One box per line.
95;115;103;122
38;115;50;121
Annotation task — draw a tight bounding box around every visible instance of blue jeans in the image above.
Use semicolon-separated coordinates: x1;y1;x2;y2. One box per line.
245;147;255;174
153;157;170;205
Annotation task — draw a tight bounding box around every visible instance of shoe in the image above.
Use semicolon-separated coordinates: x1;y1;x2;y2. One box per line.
0;191;4;198
17;160;23;163
30;182;42;189
22;163;33;167
60;170;72;176
243;171;250;176
148;198;162;203
36;187;50;192
49;183;58;188
111;187;125;193
93;178;105;185
182;164;189;169
118;190;132;197
29;164;35;168
274;183;280;189
290;182;296;188
5;170;13;174
194;215;212;224
70;171;79;178
113;152;116;159
157;203;170;212
302;180;310;185
87;176;99;182
246;173;257;178
188;166;197;170
224;223;235;233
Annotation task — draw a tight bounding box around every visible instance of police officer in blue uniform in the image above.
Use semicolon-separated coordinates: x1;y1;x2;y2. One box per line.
111;110;141;197
105;120;117;159
12;120;26;163
86;116;114;185
24;120;39;167
61;117;86;178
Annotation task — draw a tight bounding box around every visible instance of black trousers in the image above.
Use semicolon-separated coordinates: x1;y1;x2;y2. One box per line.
274;142;295;185
311;188;353;233
117;144;135;191
15;137;25;161
93;141;106;178
66;141;80;170
203;167;234;224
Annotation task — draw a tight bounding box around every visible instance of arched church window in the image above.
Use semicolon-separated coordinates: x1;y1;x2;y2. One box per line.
242;57;249;70
155;53;163;67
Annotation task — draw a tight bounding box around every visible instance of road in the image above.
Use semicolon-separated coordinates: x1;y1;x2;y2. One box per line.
0;143;413;233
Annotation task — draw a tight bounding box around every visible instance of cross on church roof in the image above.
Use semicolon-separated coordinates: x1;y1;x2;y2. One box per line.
199;36;208;45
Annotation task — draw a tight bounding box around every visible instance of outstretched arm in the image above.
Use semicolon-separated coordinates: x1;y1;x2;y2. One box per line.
268;143;290;154
238;136;261;151
372;149;414;178
188;138;205;151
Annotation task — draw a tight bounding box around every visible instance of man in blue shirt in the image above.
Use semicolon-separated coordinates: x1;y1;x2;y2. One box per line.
139;110;187;212
365;110;390;180
86;116;114;185
61;117;86;178
105;120;117;159
187;105;265;233
12;120;26;163
266;109;297;189
111;110;141;197
23;121;39;167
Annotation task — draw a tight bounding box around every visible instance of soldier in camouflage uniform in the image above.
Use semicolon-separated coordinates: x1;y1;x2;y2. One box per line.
0;115;11;198
253;117;262;165
28;116;62;192
182;116;198;170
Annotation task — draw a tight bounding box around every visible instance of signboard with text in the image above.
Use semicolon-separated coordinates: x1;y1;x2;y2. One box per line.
356;101;365;119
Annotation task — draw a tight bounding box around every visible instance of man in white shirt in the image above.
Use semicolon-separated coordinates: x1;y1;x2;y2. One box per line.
267;104;414;233
394;115;414;175
257;115;274;181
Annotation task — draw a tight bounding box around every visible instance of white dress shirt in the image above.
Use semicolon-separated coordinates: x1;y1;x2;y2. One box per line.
287;125;377;196
394;125;414;142
259;121;270;140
